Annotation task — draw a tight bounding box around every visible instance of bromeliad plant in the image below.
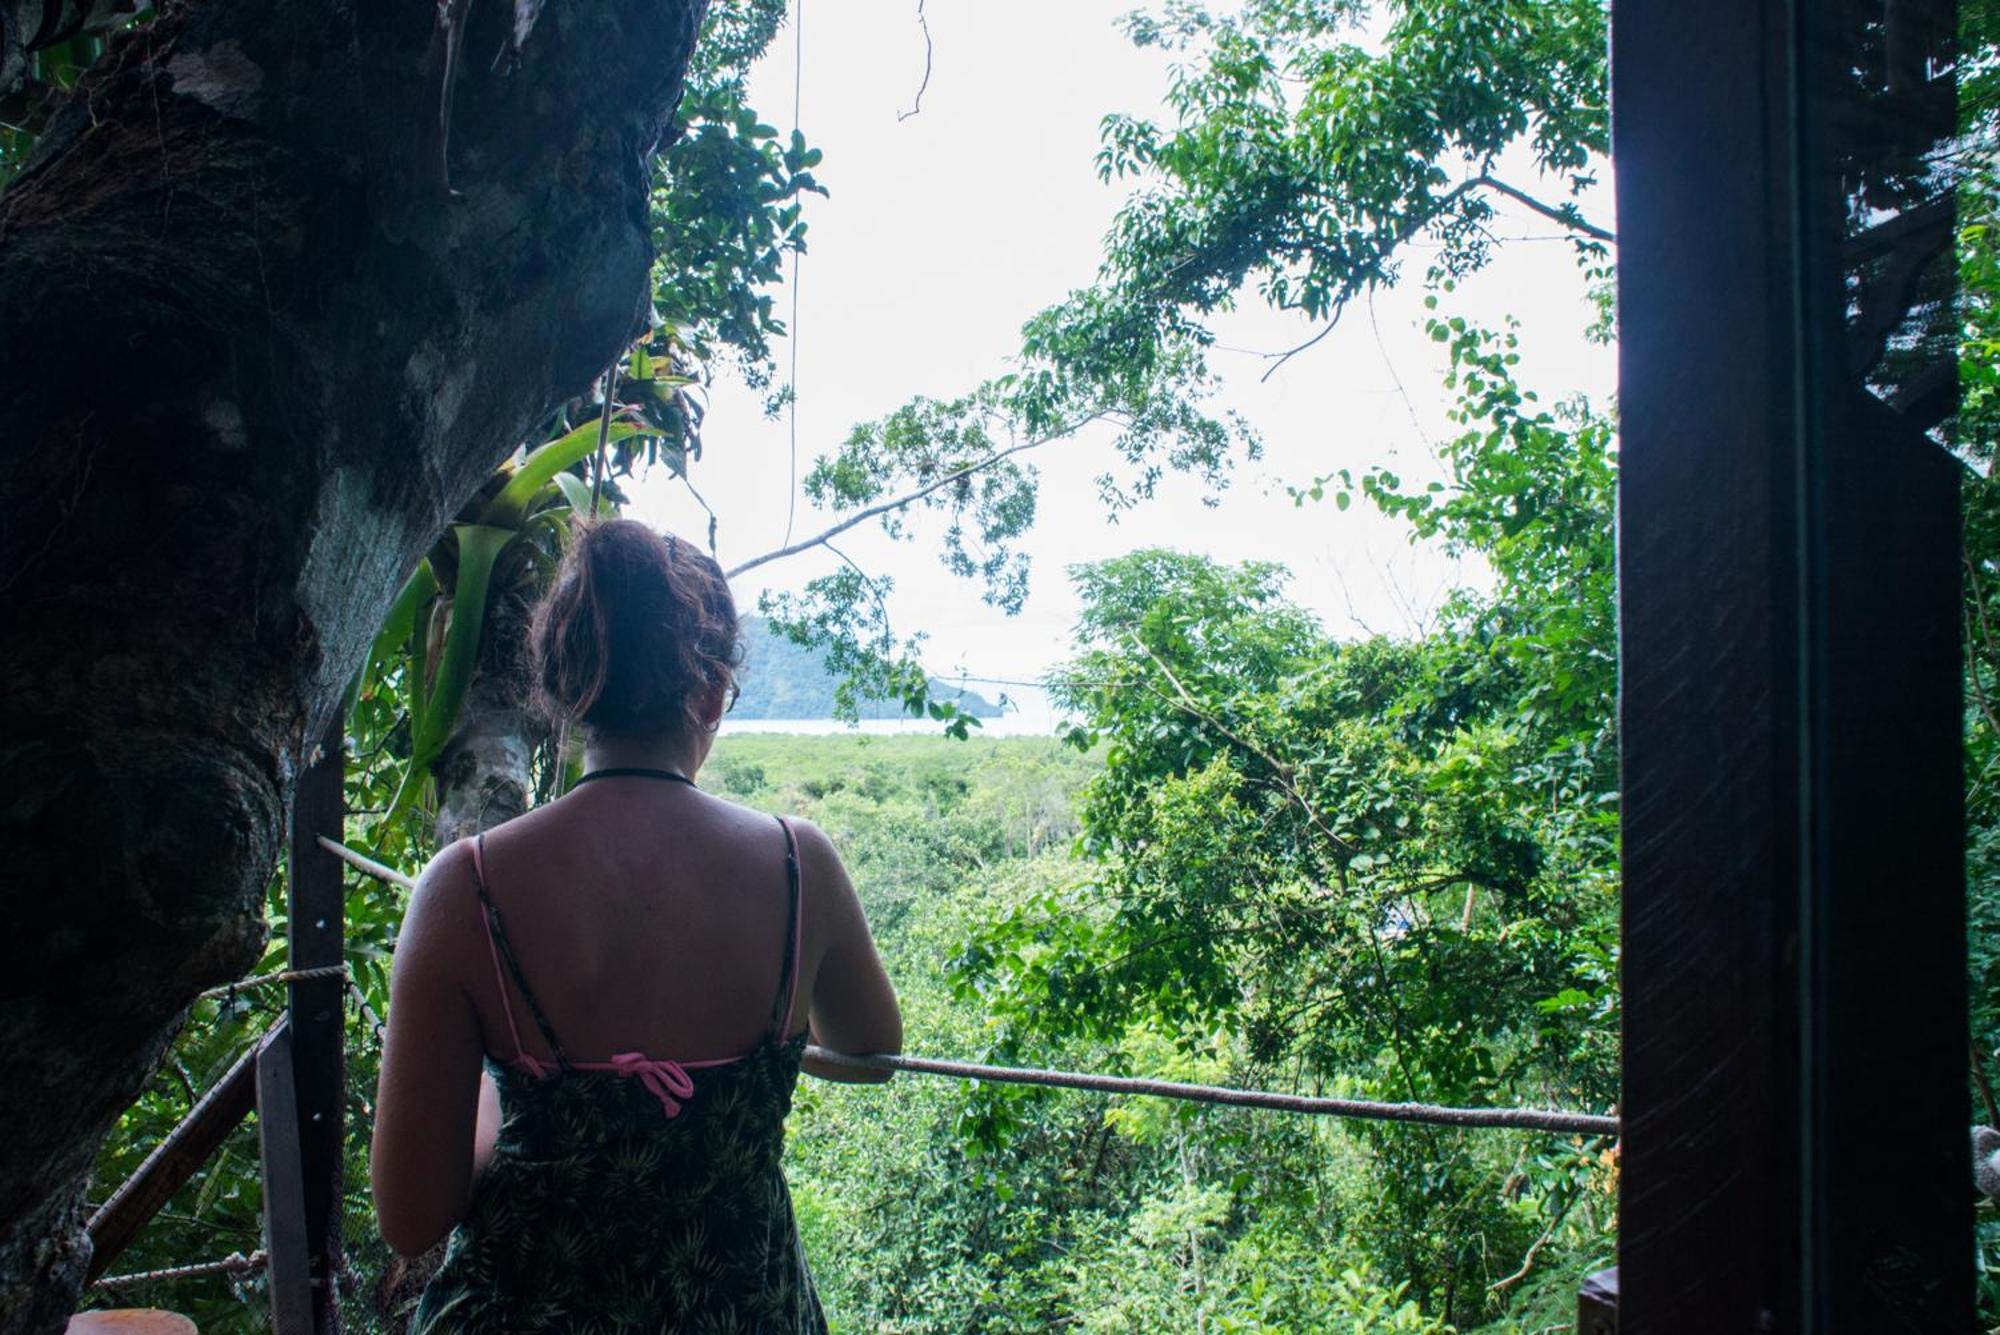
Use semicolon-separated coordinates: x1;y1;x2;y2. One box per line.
355;339;693;838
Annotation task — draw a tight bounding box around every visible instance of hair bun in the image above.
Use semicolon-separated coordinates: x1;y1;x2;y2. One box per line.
530;519;740;739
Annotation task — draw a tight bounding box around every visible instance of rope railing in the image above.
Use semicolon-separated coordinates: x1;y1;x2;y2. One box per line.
318;837;1620;1139
804;1048;1618;1136
91;1249;267;1293
198;964;348;1000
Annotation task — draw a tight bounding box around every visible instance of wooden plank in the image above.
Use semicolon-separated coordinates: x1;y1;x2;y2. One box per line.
1613;4;1808;1323
288;717;345;1332
1576;1267;1617;1335
85;1026;272;1281
1614;0;1969;1328
256;1021;313;1335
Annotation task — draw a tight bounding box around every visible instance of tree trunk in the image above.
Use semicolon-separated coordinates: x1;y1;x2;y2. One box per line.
434;581;544;846
0;0;706;1328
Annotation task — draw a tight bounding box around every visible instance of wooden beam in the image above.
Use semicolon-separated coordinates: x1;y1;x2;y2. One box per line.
256;1021;313;1335
1613;0;1968;1327
288;717;345;1332
1614;8;1809;1318
84;1025;274;1281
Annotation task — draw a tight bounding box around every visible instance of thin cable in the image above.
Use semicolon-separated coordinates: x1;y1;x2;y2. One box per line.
1368;290;1433;456
782;0;804;548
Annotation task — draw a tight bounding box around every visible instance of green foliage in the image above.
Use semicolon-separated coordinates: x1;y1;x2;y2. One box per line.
74;4;1636;1330
0;4;147;184
949;311;1620;1324
652;4;825;389
711;735;1608;1332
1351;300;1618;746
74;1002;284;1330
758;0;1616;756
756;567;991;738
1961;20;2000;1318
805;391;1037;611
1100;1;1608;325
366;413;635;827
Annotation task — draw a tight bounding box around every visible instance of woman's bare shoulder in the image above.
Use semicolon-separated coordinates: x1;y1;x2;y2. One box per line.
396;838;484;969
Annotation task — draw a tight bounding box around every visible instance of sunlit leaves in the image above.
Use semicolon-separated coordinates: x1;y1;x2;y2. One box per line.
650;0;825;388
1085;0;1609;370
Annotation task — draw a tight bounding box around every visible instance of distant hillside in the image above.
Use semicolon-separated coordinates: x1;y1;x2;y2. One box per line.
732;617;1003;720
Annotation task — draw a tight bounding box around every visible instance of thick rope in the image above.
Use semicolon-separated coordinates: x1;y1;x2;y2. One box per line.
803;1050;1618;1137
198;964;347;1000
316;838;1618;1136
91;1250;267;1292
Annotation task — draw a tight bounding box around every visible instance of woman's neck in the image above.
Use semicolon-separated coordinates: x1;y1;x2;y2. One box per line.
581;733;705;781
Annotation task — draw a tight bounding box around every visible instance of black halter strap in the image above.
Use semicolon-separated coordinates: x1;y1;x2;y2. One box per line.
770;816;803;1039
472;833;574;1073
574;767;696;788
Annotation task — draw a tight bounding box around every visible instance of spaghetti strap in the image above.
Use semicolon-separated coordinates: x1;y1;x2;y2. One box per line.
771;817;805;1038
470;834;572;1074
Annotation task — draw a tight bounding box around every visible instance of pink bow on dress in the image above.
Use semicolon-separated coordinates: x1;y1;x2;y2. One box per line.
608;1051;698;1117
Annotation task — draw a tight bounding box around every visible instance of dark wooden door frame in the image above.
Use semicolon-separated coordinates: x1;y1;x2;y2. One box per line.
1614;0;1969;1329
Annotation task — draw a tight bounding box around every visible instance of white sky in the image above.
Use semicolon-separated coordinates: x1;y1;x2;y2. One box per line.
627;1;1615;706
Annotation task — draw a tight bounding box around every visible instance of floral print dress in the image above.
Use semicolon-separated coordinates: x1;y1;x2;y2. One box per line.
412;815;827;1335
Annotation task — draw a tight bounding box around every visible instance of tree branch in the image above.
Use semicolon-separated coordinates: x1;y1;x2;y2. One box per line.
724;411;1111;580
1471;174;1614;243
1258;308;1346;383
1179;172;1611;387
1489;1175;1591;1295
1130;633;1354;857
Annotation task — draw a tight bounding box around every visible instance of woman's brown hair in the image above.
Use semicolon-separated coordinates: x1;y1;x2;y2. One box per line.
530;519;741;740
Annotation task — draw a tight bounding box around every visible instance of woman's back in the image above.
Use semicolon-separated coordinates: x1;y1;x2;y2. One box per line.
460;777;816;1069
372;521;900;1334
412;774;825;1333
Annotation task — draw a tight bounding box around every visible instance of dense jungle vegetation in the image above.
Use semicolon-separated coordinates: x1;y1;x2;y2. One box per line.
47;0;2000;1330
88;688;1616;1334
89;383;1627;1329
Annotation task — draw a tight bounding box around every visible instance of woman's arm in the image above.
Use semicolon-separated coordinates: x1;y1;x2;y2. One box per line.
791;819;903;1083
371;841;489;1257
